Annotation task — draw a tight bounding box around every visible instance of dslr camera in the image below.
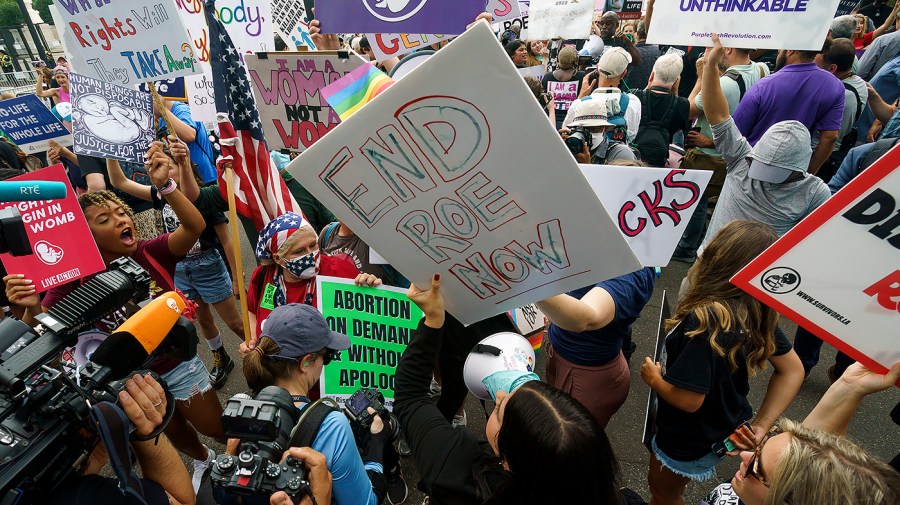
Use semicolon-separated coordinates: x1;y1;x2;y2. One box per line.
344;388;400;444
565;126;594;156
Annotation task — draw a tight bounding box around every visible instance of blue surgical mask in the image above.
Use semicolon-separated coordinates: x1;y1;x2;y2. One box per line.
284;250;319;279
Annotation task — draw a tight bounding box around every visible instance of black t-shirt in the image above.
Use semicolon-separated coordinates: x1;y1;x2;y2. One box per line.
151;186;226;255
77;155;154;213
655;314;792;461
45;475;168;504
676;46;707;98
636;89;692;140
542;70;587;130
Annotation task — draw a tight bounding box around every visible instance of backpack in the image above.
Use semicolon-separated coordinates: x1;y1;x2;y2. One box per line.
839;82;863;152
632;88;679;167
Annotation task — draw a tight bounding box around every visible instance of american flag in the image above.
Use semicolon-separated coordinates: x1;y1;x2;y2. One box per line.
205;0;299;232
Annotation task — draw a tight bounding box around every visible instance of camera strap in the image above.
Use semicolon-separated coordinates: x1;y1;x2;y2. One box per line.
289;398;340;449
91;402;149;504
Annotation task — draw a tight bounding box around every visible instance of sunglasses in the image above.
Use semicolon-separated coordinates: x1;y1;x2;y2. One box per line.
267;349;341;366
743;426;782;487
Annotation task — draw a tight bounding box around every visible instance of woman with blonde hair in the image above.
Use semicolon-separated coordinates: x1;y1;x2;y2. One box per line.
641;220;805;505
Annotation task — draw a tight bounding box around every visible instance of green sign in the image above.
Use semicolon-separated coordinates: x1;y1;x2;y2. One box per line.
316;276;423;409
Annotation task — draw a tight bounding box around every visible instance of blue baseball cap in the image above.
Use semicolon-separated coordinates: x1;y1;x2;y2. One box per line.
261;304;350;358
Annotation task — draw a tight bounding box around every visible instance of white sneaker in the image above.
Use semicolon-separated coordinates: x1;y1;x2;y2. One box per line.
428;378;442;398
452;411;467;428
191;445;215;493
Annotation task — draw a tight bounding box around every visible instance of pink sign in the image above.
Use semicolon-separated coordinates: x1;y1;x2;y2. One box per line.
0;165;105;293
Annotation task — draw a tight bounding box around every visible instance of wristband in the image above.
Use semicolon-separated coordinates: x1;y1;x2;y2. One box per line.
157;178;177;196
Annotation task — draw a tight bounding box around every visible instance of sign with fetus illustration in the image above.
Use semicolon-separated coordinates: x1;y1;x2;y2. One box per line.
70;73;155;164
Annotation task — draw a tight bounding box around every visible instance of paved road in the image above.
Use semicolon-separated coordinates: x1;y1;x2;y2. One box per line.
193;234;899;505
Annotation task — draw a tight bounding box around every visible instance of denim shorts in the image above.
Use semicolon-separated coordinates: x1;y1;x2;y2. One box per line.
651;435;722;482
160;354;211;402
174;248;233;304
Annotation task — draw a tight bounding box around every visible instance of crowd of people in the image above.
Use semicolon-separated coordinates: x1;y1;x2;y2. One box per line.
0;2;899;505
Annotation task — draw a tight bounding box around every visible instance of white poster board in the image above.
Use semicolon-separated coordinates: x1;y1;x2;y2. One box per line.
368;33;449;62
580;164;712;267
271;0;316;50
509;304;546;336
488;0;523;24
529;0;594;40
732;145;900;376
647;0;841;51
494;1;529;39
53;0;200;86
286;21;641;325
246;52;369;153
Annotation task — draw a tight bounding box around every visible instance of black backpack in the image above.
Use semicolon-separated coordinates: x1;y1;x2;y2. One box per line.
632;88;679;167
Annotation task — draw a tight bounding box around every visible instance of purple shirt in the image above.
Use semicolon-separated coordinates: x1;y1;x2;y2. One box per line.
732;62;845;146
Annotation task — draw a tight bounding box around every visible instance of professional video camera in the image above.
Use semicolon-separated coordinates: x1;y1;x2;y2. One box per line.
0;257;198;503
565;126;594;156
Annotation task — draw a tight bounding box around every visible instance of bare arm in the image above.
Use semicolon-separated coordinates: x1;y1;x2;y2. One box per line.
804;362;900;435
751;349;804;433
34;72;56;98
645;0;655;36
641;358;706;413
688;60;705;119
161;102;197;142
535;287;616;333
808;130;838;175
145;143;204;256
872;3;900;40
107;159;153;201
866;82;897;124
169;136;200;202
701;34;730;126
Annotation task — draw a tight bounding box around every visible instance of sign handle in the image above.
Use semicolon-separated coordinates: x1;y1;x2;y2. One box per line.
147;82;183;144
222;158;252;343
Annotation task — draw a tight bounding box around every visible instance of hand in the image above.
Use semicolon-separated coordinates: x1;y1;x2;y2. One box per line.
467;12;493;30
705;33;726;71
3;274;40;309
838;361;900;396
232;277;243;299
368;407;384;435
686;130;714;149
354;273;383;288
695;55;705;80
118;373;167;437
640;357;663;388
47;143;60;164
406;274;444;326
579;72;598;98
145;142;175;187
239;338;259;359
167;135;190;167
225;438;241;456
309;9;341;51
270;448;332;505
547;97;556;111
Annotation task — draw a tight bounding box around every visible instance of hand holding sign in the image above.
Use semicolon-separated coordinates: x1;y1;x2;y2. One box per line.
3;274;39;309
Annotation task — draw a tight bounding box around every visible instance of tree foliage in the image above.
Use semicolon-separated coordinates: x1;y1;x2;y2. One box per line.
0;1;23;27
32;0;52;25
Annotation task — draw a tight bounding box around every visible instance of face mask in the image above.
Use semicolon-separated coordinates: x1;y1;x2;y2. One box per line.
284;250;319;279
591;132;608;157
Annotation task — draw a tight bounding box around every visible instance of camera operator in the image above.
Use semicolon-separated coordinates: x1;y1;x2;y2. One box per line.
45;373;194;505
561;98;636;164
241;303;390;505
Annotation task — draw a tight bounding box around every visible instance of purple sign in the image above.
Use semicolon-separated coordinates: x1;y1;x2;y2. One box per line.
316;0;486;35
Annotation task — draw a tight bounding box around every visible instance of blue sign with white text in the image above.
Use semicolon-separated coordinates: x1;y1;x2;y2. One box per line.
316;0;486;35
0;94;72;154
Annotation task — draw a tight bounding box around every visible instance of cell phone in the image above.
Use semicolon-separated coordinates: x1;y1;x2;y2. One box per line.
712;421;754;457
31;60;43;68
691;126;702;133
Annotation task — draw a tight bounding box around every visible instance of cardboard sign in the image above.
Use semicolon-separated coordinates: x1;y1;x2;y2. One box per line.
643;290;670;451
509;304;546;337
494;1;529;38
286;22;641;325
70;73;154;164
529;0;594;40
835;0;860;16
53;0;199;86
488;0;522;24
246;52;368;152
646;0;841;51
0;95;72;154
603;0;644;20
368;33;449;62
732;144;900;375
272;0;316;50
317;276;424;410
139;78;188;101
517;65;545;79
0;165;106;293
580;165;712;267
316;0;486;35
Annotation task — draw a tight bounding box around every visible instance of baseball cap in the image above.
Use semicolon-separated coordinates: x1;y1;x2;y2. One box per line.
747;120;813;183
597;47;632;78
567;97;613;128
261;304;350;359
558;46;578;70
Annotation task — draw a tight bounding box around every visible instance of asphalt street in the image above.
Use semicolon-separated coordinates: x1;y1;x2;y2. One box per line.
191;232;899;505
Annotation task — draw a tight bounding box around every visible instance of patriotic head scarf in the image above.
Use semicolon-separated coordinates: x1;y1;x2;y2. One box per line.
255;212;313;260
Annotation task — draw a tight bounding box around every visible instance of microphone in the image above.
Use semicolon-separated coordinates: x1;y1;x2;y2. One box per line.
90;292;187;379
0;181;67;202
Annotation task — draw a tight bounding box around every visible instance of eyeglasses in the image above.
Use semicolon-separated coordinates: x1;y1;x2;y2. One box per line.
743;426;782;487
266;349;341;366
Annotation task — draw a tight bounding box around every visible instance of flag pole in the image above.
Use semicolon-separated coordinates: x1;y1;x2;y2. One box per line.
221;156;252;343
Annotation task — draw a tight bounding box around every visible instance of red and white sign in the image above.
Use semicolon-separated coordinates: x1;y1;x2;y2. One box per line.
0;165;106;293
732;145;900;376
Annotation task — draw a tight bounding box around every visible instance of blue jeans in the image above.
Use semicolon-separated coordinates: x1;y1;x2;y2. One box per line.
793;326;854;378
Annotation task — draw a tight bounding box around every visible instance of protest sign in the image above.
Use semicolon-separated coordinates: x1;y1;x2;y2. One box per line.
70;73;154;164
0;95;72;154
732;144;900;376
579;165;712;267
368;33;449;62
495;1;529;38
603;0;644;20
139;78;189;101
517;65;545;79
246;52;368;152
53;0;199;86
0;165;106;293
529;0;594;40
488;0;522;24
646;0;841;51
317;276;423;409
643;290;670;451
835;0;860;16
272;0;316;50
509;304;545;337
287;22;641;325
316;0;486;35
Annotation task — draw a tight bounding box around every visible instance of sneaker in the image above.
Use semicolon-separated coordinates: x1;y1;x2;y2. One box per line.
397;438;412;457
192;446;215;493
421;497;430;505
428;378;441;398
386;469;409;504
452;411;467;428
209;347;234;389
